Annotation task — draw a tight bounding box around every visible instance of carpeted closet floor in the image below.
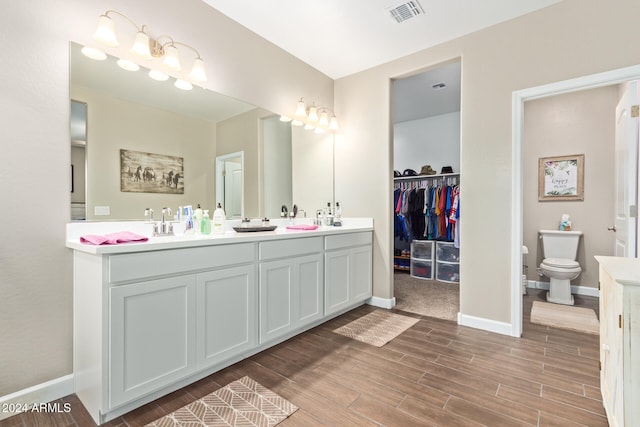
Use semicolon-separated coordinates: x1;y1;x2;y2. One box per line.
393;271;460;321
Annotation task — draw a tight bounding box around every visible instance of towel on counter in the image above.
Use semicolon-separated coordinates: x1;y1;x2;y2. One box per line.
80;231;149;245
286;224;319;231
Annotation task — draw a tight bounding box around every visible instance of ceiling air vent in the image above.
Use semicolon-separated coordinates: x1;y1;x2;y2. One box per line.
387;0;425;24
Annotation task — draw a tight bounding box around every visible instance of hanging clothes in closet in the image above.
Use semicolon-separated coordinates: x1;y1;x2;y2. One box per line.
393;176;460;248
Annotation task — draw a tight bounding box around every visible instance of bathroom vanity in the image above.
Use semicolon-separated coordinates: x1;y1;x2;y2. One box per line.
66;219;373;424
595;256;640;427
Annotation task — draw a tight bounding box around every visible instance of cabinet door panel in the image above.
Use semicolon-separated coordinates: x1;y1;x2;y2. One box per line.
351;246;372;302
197;265;257;368
325;249;351;315
259;260;293;343
297;254;323;324
110;276;196;408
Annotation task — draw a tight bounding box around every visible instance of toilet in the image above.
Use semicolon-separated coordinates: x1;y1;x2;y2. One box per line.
538;230;583;305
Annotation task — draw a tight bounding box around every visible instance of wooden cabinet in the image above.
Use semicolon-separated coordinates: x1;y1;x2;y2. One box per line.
596;256;640;427
109;275;197;408
196;265;257;369
259;237;323;344
325;232;373;316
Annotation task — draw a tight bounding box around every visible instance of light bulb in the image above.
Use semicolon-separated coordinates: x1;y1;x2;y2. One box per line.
92;14;118;48
329;116;339;130
307;106;318;122
130;31;152;59
295;100;307;117
162;44;181;71
318;111;329;127
188;57;207;82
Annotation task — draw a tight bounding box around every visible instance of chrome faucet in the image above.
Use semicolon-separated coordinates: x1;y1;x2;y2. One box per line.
158;207;174;236
144;208;154;221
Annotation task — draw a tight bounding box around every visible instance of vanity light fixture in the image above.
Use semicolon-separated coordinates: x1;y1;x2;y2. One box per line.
89;10;208;83
283;97;339;132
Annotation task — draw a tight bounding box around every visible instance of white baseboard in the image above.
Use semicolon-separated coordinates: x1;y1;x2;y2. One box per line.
366;296;396;309
526;280;599;298
0;374;74;421
458;313;515;337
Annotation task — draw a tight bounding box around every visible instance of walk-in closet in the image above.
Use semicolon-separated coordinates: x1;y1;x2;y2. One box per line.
392;60;461;320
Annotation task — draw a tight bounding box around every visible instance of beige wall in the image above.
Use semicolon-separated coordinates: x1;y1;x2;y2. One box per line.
72;85;217;220
523;86;617;288
0;0;332;397
335;0;640;324
217;108;274;218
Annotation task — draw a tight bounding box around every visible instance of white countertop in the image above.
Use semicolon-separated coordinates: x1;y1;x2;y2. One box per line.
67;218;373;255
595;255;640;286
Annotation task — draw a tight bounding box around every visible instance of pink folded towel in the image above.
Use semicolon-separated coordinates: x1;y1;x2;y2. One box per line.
286;224;319;231
80;231;149;245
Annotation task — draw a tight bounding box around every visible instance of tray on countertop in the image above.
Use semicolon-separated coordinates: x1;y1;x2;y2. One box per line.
232;225;278;232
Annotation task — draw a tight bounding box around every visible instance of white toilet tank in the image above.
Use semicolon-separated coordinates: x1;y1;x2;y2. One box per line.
539;230;582;260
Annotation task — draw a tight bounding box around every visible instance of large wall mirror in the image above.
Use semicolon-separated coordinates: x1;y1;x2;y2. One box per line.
69;42;333;221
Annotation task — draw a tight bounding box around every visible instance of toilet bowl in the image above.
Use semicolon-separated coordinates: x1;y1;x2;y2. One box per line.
538;230;583;305
539;258;581;305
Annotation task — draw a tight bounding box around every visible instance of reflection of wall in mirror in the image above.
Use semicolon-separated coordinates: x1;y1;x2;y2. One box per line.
217;108;274;218
71;85;216;220
292;126;334;217
263;115;292;218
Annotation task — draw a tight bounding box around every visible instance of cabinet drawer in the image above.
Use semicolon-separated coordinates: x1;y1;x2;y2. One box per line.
411;240;434;260
436;242;460;262
436;262;460;283
411;260;433;280
259;237;322;261
325;232;372;250
109;243;255;283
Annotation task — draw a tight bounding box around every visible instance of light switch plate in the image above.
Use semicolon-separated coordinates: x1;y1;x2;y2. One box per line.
94;206;111;216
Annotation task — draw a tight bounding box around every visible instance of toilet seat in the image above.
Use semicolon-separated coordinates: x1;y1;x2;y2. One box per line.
542;258;580;268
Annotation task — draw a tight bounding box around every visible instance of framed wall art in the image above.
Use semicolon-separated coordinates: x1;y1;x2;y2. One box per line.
120;149;184;194
538;154;584;201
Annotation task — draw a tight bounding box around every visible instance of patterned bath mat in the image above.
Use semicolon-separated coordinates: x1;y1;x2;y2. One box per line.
333;310;420;347
530;301;599;335
145;376;298;427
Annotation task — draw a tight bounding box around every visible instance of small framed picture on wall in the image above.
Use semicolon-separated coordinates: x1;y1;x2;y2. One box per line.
538;154;584;201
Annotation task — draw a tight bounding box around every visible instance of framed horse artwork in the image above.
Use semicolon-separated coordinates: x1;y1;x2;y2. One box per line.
120;149;184;194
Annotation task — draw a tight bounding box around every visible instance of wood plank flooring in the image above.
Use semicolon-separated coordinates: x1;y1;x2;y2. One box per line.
1;289;606;426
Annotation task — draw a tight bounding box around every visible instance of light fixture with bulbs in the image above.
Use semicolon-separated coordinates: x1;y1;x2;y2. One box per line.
284;97;339;132
87;9;208;88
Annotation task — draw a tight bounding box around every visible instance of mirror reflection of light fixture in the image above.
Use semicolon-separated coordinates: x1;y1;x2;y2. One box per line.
280;98;339;132
148;69;169;81
87;10;208;85
174;79;193;91
80;46;107;60
117;58;140;71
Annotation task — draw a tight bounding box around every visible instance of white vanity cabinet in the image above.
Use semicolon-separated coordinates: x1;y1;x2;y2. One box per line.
258;237;324;344
596;256;640;427
196;265;257;369
324;232;373;316
68;220;373;424
109;275;197;408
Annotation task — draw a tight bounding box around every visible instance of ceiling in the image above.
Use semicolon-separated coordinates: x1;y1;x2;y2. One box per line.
202;0;562;79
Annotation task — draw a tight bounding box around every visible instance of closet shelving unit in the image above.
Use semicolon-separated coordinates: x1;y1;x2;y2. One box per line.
393;173;460;283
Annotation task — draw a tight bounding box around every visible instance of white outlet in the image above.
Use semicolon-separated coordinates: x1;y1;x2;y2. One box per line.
94;206;111;216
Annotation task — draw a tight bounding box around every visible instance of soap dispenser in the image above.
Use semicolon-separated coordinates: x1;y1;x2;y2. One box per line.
213;203;226;234
201;210;211;234
193;204;203;234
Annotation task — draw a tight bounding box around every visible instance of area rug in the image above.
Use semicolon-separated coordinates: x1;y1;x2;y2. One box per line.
394;272;459;321
333;310;420;347
144;376;298;427
530;301;599;335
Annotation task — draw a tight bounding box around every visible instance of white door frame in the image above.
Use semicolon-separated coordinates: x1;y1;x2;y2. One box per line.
215;151;244;219
511;64;640;337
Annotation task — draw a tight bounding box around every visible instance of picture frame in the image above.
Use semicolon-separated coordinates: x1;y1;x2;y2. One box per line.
120;149;184;194
538;154;584;201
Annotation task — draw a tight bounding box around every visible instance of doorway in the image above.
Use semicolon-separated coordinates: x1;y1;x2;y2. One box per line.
215;151;244;219
511;64;640;336
391;60;461;320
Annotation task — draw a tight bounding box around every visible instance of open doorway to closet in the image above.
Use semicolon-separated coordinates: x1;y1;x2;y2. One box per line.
392;59;461;320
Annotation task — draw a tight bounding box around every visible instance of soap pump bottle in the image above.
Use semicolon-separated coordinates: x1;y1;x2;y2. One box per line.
213;203;226;234
201;210;211;234
193;204;203;234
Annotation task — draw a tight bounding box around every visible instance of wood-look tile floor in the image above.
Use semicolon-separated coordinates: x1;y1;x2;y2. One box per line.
1;289;606;426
